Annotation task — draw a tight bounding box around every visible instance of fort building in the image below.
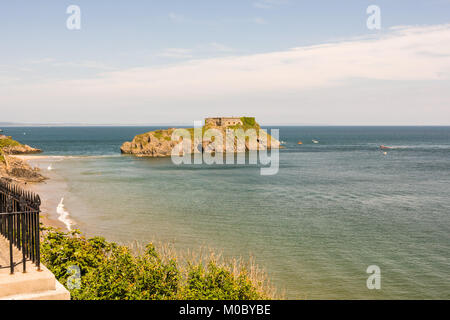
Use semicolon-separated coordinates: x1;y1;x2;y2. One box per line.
205;117;244;127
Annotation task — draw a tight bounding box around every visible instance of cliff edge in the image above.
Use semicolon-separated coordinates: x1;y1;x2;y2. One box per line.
0;135;45;182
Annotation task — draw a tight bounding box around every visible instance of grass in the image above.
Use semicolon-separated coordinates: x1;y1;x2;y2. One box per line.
228;117;260;131
0;137;21;149
241;117;256;127
0;137;21;163
152;130;165;139
134;129;177;145
132;119;276;146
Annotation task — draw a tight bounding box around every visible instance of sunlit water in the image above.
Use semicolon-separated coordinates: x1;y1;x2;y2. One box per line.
4;126;450;299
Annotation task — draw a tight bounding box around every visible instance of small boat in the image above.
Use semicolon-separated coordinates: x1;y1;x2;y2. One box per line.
312;139;319;144
380;145;392;150
297;141;303;145
0;129;3;133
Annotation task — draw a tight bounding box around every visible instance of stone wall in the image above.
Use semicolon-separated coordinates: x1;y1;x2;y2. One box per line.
205;117;243;127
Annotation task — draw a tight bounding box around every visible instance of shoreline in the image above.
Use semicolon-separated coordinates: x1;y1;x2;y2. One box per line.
28;182;70;232
1;177;68;231
10;155;74;232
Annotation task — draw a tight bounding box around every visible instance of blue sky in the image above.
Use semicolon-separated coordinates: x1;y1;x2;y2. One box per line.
1;1;450;125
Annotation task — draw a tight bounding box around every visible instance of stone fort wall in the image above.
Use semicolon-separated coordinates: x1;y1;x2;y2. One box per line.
205;117;243;127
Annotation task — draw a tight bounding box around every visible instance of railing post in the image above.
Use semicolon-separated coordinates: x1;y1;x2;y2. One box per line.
18;197;27;273
0;181;41;273
30;211;35;264
22;213;26;273
9;214;14;275
35;212;40;271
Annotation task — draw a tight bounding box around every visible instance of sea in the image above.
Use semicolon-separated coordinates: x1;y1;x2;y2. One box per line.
3;126;449;299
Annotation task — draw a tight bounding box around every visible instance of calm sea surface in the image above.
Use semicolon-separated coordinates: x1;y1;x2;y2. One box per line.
3;126;450;299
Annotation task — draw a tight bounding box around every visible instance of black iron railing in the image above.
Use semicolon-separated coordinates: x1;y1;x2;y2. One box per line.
0;179;41;274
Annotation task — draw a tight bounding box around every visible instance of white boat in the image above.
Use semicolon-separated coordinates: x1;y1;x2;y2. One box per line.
312;139;319;144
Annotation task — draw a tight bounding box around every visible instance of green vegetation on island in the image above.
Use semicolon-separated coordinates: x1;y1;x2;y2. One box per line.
228;117;259;131
0;134;41;154
0;136;21;149
40;227;278;300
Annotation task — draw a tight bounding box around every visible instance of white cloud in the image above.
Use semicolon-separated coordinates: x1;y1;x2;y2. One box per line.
41;24;450;94
2;24;450;124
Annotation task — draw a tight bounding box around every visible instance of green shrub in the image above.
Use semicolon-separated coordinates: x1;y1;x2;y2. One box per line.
180;260;264;300
40;228;115;291
152;130;164;139
241;117;256;127
40;227;277;300
228;118;260;131
75;244;180;300
0;137;21;149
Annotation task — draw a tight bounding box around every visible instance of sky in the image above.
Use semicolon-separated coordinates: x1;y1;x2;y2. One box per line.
1;0;450;125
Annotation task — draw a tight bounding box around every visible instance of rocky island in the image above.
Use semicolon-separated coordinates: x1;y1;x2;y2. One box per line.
0;134;45;182
121;117;280;157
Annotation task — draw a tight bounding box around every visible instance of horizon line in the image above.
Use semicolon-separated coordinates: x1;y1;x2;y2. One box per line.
2;123;450;127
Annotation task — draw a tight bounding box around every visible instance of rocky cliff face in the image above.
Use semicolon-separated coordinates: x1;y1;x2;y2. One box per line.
121;120;280;158
120;129;179;157
0;135;45;182
0;155;45;182
0;135;42;154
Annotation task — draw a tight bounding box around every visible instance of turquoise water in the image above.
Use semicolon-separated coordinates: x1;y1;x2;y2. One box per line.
3;126;450;299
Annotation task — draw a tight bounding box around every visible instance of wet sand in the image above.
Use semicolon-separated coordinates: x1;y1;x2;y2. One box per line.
27;182;68;231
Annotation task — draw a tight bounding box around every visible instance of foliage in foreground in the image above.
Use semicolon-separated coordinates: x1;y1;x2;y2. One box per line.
40;227;277;300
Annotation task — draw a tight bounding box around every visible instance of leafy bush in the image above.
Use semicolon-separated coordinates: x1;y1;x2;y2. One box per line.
0;137;21;149
40;227;277;300
180;259;266;300
228;117;260;131
241;117;256;127
75;244;180;300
